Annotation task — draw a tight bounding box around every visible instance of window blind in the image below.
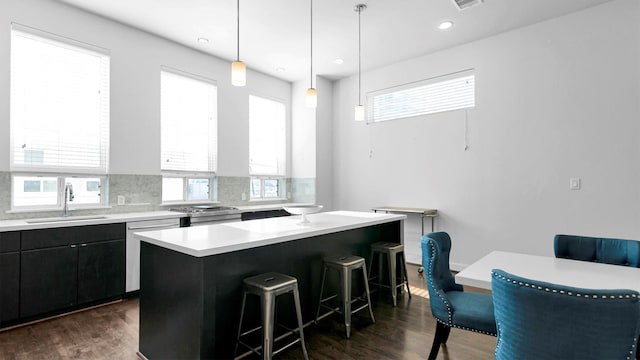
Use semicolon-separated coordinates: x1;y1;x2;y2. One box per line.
10;25;110;174
249;95;286;176
160;69;217;173
367;70;475;123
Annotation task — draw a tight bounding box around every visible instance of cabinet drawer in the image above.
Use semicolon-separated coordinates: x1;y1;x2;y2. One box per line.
22;223;126;250
0;232;20;253
71;223;125;244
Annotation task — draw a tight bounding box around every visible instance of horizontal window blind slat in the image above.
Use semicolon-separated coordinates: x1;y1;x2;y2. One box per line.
160;71;217;174
367;73;475;122
10;27;109;173
249;95;286;176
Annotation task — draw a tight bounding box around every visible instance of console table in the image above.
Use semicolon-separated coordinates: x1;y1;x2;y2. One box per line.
372;206;438;234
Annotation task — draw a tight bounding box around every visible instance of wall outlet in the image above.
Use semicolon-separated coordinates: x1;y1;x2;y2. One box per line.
117;195;125;205
241;193;247;201
569;178;581;190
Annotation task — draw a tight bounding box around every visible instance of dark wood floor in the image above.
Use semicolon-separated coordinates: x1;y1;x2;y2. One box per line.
0;264;496;359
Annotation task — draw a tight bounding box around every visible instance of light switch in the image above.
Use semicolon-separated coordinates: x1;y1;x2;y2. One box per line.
569;178;581;190
117;195;125;205
241;193;247;201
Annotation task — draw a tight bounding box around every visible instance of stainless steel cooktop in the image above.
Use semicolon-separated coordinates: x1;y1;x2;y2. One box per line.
169;205;240;217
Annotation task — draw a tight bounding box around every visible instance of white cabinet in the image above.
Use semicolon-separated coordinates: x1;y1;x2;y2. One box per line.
125;218;180;292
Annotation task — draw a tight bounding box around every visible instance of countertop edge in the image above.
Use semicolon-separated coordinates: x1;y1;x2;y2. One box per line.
136;211;407;257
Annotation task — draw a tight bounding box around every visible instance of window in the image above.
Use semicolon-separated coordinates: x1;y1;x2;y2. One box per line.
10;24;110;209
249;95;286;199
160;69;217;203
367;70;475;123
12;175;105;209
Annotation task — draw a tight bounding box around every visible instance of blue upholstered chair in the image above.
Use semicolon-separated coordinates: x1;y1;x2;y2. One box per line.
422;232;496;360
491;268;640;360
554;234;640;267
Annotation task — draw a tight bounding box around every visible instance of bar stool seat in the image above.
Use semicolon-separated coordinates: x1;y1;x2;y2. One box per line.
368;242;411;307
235;272;309;360
315;255;375;338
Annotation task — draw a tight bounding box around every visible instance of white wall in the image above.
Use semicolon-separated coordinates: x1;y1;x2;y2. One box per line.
291;80;316;179
0;0;291;177
316;76;334;211
331;0;640;268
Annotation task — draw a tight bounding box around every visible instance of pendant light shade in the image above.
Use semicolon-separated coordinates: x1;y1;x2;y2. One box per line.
231;0;246;87
355;104;365;121
306;87;317;107
307;0;317;108
354;4;366;121
232;60;246;87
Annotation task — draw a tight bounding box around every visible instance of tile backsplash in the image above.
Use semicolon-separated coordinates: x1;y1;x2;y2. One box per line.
0;172;315;220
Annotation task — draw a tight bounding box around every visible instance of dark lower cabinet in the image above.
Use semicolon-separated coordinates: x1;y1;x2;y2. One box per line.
20;246;78;318
78;239;125;304
0;252;20;324
1;231;21;326
15;223;126;324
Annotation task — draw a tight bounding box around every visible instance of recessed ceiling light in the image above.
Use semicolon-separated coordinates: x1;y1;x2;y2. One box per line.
276;67;286;73
438;21;454;30
334;58;345;65
197;37;209;44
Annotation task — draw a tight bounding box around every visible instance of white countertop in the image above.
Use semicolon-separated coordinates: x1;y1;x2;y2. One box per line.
0;203;309;232
455;250;640;292
135;210;407;257
0;211;184;231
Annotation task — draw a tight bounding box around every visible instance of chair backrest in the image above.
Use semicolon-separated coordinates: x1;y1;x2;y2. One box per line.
421;232;463;322
554;234;640;267
491;268;640;360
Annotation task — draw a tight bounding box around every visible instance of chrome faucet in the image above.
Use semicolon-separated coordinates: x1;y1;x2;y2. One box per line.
63;183;74;217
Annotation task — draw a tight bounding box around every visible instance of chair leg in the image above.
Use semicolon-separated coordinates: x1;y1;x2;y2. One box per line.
342;266;352;339
360;262;375;323
428;322;451;360
260;293;276;360
401;253;411;298
292;285;309;360
388;250;397;307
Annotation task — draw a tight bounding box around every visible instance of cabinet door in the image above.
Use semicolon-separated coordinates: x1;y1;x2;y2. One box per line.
20;246;78;318
0;252;20;324
77;239;125;304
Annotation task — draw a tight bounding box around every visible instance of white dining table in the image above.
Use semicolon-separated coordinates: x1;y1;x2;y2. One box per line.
455;250;640;292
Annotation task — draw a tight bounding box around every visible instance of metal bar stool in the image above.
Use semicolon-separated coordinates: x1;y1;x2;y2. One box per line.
235;272;309;360
368;242;411;307
315;255;375;338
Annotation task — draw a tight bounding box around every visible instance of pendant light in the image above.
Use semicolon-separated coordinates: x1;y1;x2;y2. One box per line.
354;4;366;121
231;0;246;87
306;0;317;107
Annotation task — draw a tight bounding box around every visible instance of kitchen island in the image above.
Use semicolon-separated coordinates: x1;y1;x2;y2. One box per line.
136;210;405;359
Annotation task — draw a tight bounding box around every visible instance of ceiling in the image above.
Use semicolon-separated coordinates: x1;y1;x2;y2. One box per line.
57;0;614;83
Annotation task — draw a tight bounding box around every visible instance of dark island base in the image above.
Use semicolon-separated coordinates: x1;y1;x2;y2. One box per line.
139;220;402;359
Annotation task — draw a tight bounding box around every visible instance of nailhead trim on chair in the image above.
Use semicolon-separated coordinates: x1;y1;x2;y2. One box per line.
492;271;639;300
427;241;497;337
491;271;639;359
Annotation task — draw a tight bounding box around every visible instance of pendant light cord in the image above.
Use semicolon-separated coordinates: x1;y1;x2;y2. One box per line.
357;5;362;106
310;0;313;89
236;0;240;62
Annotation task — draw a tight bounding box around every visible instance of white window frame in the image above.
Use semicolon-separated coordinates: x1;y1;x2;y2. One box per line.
248;95;287;200
249;176;286;200
160;67;218;204
9;24;110;211
366;69;475;123
161;173;217;204
11;173;108;212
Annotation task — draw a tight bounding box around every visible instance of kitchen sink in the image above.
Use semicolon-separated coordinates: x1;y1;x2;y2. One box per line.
25;215;108;224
